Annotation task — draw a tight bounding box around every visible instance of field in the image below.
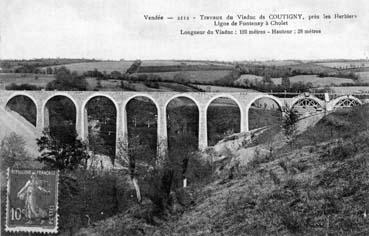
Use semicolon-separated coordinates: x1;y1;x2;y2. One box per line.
316;60;369;69
194;84;256;92
43;60;233;75
141;60;232;66
328;86;369;94
238;60;303;66
3;59;369;94
281;75;353;86
357;71;369;82
135;70;232;83
236;74;263;85
46;61;135;74
0;72;361;93
0;73;54;89
86;78;201;92
159;82;201;92
236;74;354;87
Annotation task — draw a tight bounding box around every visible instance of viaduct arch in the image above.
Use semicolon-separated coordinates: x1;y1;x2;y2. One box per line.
329;95;362;109
0;91;363;157
164;93;198;150
206;94;242;146
5;94;38;126
81;93;119;141
42;93;79;130
289;93;325;114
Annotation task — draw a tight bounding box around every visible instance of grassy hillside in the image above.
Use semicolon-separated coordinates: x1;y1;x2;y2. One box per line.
165;106;369;235
46;60;135;73
134;70;233;83
237;74;355;87
44;60;233;74
276;75;354;86
74;105;369;235
0;73;54;89
316;60;369;69
2;59;369;93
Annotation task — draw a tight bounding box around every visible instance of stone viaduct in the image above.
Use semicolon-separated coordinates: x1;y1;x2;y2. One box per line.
0;90;364;155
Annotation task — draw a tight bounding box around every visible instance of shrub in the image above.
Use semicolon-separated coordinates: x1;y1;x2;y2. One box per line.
144;81;160;89
58;170;130;234
278;209;306;233
321;141;357;162
282;104;299;147
5;83;42;90
126;60;142;74
46;67;88;91
0;133;32;171
120;81;136;91
37;129;90;170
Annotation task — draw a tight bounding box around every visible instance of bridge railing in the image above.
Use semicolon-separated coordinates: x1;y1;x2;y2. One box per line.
268;91;369;101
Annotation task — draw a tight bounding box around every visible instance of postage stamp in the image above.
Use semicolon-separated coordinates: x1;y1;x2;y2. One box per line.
5;169;59;233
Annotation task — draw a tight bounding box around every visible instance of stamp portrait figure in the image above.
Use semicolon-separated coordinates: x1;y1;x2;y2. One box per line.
17;172;51;224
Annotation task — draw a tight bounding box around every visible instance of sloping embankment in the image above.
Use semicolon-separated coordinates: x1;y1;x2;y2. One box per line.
0;107;41;157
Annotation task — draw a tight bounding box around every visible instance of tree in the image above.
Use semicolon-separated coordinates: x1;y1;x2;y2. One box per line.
0;133;29;171
46;67;88;91
96;79;102;89
110;71;122;79
282;104;299;146
323;115;350;138
116;136;170;203
116;136;147;202
5;83;42;91
167;132;198;188
281;76;291;89
125;60;142;74
262;74;272;85
46;67;53;74
37;129;90;170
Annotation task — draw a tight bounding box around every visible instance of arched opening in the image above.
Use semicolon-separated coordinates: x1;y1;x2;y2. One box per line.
166;96;199;189
126;96;158;163
84;96;117;161
292;97;323;114
207;97;240;146
166;96;199;153
44;95;77;143
248;96;282;131
5;95;37;126
334;97;361;109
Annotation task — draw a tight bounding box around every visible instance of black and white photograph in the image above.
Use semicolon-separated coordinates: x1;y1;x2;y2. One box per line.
1;0;369;235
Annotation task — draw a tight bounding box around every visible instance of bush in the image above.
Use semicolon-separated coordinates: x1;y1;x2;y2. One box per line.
120;81;136;91
37;129;90;170
126;60;142;74
58;170;130;234
0;133;33;171
144;81;160;89
5;83;42;90
282;105;299;144
138;149;212;217
46;67;88;91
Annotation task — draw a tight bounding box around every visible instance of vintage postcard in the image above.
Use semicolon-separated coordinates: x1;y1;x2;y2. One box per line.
1;0;369;235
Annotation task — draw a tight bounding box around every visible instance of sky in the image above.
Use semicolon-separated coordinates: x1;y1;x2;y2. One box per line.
0;0;368;61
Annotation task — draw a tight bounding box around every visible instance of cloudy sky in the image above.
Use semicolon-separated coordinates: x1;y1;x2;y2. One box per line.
1;0;368;60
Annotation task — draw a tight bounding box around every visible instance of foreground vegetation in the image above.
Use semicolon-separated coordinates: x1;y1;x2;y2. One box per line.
73;105;369;235
1;103;369;235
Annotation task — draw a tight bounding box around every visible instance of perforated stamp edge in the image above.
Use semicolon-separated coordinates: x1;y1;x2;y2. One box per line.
5;168;59;234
